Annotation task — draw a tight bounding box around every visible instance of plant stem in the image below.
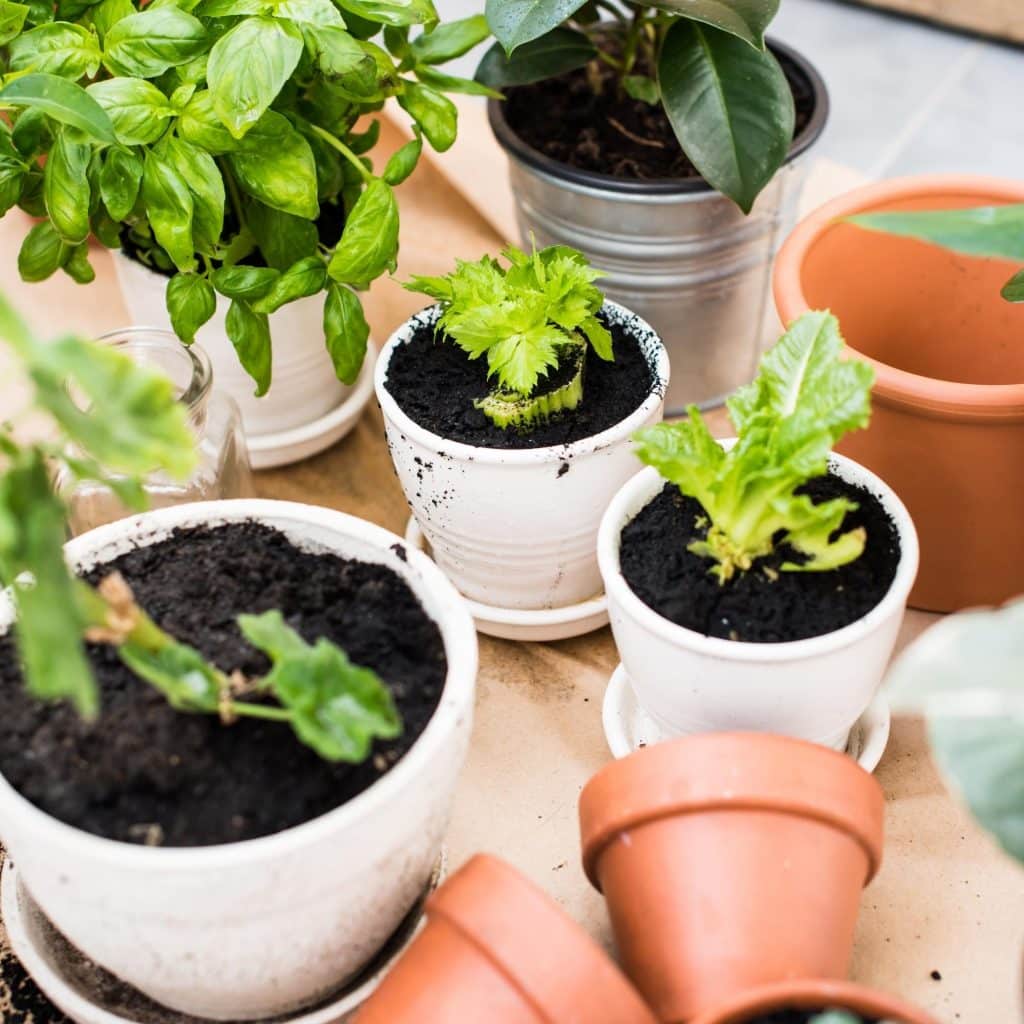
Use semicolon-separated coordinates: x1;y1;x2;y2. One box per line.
309;124;373;184
219;159;248;234
230;702;293;722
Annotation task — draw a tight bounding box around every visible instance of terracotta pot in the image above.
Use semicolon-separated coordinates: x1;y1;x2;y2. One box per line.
356;854;656;1024
774;174;1024;612
578;733;885;1024
689;979;940;1024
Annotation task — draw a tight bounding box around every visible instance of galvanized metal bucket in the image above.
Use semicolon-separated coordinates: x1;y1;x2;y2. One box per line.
488;40;829;414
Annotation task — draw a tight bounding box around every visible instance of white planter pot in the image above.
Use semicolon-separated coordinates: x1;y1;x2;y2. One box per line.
0;500;477;1021
598;454;919;750
375;301;670;610
114;252;347;438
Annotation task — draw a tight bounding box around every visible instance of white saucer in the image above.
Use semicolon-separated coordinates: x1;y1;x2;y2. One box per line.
247;343;377;470
0;847;444;1024
404;518;609;641
602;664;892;773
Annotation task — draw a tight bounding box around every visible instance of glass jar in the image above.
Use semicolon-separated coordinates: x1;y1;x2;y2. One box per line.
59;329;253;536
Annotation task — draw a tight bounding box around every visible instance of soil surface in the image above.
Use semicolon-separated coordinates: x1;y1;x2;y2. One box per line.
619;474;901;643
503;49;815;181
384;314;655;449
0;522;447;846
748;1012;877;1023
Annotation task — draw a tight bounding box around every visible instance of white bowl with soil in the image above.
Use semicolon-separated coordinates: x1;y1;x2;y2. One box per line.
597;453;918;750
375;301;669;613
0;500;477;1021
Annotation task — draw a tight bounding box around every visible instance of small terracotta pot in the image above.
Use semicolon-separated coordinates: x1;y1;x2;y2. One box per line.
689;979;940;1024
774;174;1024;612
356;854;656;1024
579;733;885;1024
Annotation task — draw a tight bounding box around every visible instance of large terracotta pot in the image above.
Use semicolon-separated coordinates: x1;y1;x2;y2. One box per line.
356;854;655;1024
774;174;1024;612
690;979;940;1024
578;734;885;1024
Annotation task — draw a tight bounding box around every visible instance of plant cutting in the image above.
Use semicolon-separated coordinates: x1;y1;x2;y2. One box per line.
375;242;669;623
598;310;918;749
476;0;828;412
0;2;491;451
578;733;886;1023
774;175;1024;612
0;297;477;1019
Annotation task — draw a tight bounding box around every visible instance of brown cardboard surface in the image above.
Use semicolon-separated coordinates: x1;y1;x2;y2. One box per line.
0;113;1021;1022
844;0;1024;44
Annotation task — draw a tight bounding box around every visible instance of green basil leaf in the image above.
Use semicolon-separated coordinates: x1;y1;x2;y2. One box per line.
397;79;455;151
87;78;176;145
474;28;594;88
658;20;794;214
99;144;142;220
91;205;121;246
44;128;91;244
335;0;436;29
63;241;95;283
274;0;343;26
0;0;29;45
103;7;207;78
382;128;420;185
347;118;379;154
211;264;279;300
225;298;272;395
166;271;216;342
207;16;303;139
0;132;27;216
164;136;224;255
413;65;501;98
18;169;46;216
9;22;103;79
411;13;488;64
382;23;408;56
1002;269;1024;303
306;24;378;93
11;107;50;158
252;254;325;313
179;88;239;154
323;280;368;384
196;0;267;14
485;0;585;54
142;146;195;271
18;219;71;280
623;74;659;104
88;0;133;42
327;177;397;288
247;198;318;269
225;109;319;219
647;0;779;49
0;73;117;144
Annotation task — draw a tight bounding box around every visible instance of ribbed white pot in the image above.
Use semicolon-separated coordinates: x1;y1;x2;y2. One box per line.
0;500;478;1021
114;252;347;438
598;454;919;750
375;302;670;610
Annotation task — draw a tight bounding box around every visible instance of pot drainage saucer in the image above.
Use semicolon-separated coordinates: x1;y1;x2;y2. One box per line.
602;664;892;773
404;517;609;641
246;342;377;470
0;846;444;1024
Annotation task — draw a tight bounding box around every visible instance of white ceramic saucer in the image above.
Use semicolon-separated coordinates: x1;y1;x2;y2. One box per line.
602;664;892;773
404;518;609;641
247;343;377;470
0;847;444;1024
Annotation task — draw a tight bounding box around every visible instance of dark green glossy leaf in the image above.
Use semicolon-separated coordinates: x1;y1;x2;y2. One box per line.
347;118;380;154
412;13;488;64
164;136;224;255
142;146;195;272
44;129;91;244
323;280;368;384
485;0;586;54
87;78;175;145
8;22;103;79
0;0;28;45
252;255;325;313
327;177;398;288
382;127;420;184
647;0;779;48
0;73;118;144
103;6;208;78
99;145;142;220
335;0;437;29
64;242;95;282
247;199;319;269
474;28;594;88
1002;269;1024;303
212;264;279;300
226;298;272;394
17;220;70;281
166;271;216;342
397;79;455;151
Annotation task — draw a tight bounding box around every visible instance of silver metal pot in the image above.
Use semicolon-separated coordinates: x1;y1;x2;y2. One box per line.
488;40;829;413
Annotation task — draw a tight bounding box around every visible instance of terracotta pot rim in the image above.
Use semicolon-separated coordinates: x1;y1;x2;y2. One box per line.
774;173;1024;421
688;978;941;1023
580;733;885;890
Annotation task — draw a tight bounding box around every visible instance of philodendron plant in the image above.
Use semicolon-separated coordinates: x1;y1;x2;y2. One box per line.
0;294;400;761
476;0;793;212
0;2;493;396
634;310;874;581
407;242;613;429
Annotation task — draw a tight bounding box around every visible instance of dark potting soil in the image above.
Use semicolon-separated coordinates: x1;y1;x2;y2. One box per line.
502;49;815;182
0;522;447;847
748;1012;878;1023
619;475;901;643
384;315;655;449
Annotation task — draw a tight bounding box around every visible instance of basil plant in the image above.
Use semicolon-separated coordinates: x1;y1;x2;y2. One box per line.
0;0;493;395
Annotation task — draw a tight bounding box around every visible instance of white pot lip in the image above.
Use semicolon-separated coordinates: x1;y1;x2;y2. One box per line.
373;299;670;465
598;446;920;661
0;499;477;867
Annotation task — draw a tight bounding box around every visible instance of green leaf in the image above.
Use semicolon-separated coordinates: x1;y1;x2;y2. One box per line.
335;0;437;29
238;610;401;763
247;199;319;270
0;130;28;217
8;22;103;79
647;0;779;48
382;128;421;185
274;0;343;25
305;24;378;94
119;639;222;713
225;298;272;395
11;107;50;158
327;177;398;288
99;144;142;220
1002;269;1024;303
323;281;368;384
623;74;659;104
207;16;303;139
0;0;29;45
252;255;325;313
196;0;267;14
413;65;501;99
87;78;176;145
485;0;586;54
103;6;208;78
178;89;239;154
166;272;216;343
658;20;794;213
475;28;594;89
163;136;224;255
142;145;195;272
411;13;488;64
88;0;134;42
17;220;71;280
64;242;95;283
847;204;1024;263
397;80;456;151
212;264;279;300
0;73;118;144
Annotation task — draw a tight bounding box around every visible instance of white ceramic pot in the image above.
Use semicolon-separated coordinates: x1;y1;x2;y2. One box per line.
597;453;919;750
114;252;347;438
375;301;670;610
0;500;477;1021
